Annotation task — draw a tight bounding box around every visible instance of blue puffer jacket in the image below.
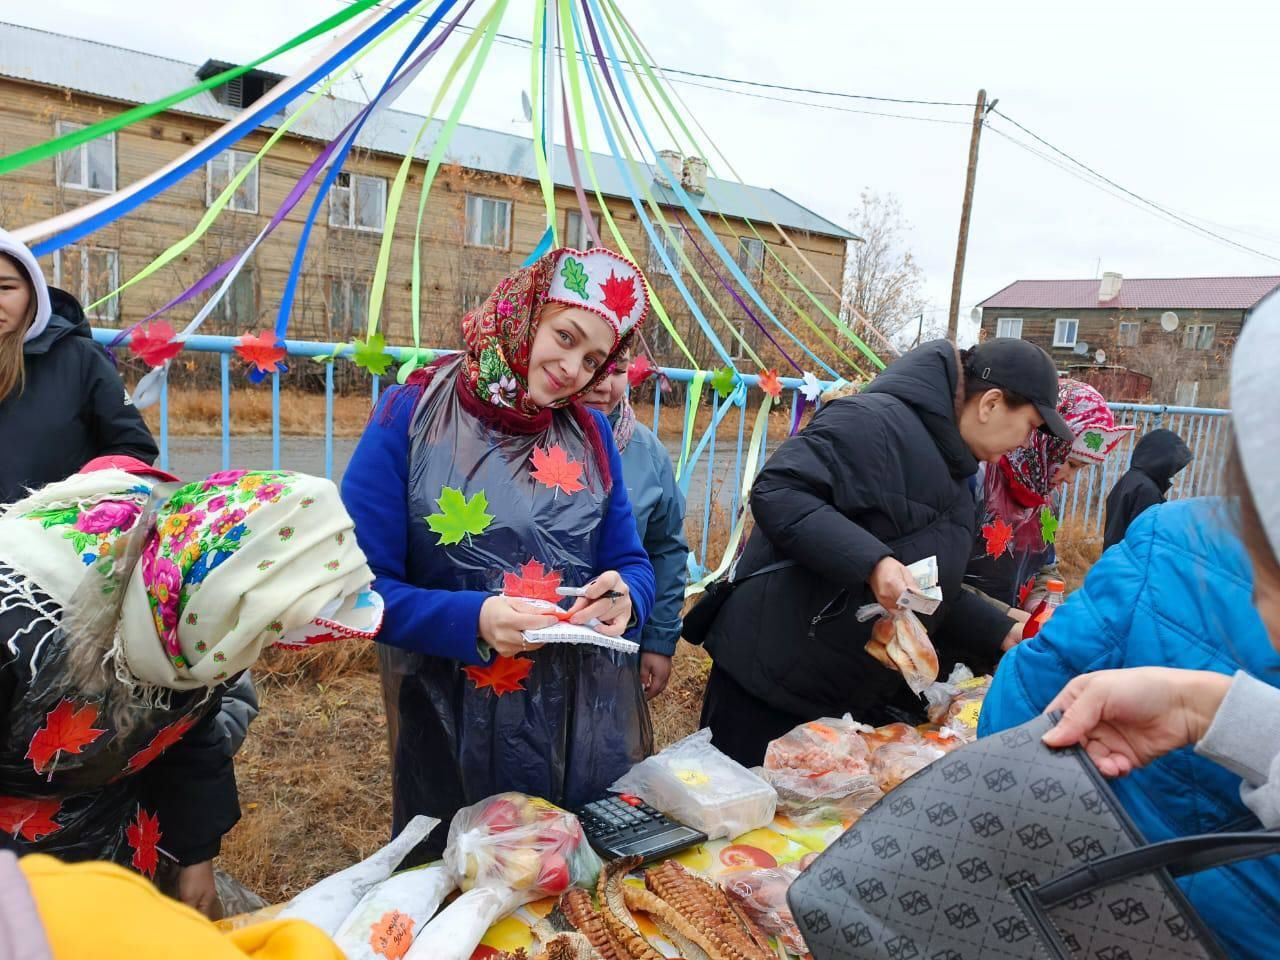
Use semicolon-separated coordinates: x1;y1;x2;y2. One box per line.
979;498;1280;960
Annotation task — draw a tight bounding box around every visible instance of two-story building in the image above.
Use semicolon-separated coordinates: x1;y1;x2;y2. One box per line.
976;272;1280;406
0;22;859;375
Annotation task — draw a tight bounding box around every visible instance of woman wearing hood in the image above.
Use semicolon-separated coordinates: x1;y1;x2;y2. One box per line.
0;229;157;504
1103;427;1194;548
695;337;1075;767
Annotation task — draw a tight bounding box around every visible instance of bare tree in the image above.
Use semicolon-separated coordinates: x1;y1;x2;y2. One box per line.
840;190;927;345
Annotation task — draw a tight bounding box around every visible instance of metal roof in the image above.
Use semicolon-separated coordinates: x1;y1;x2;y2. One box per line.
0;21;858;241
978;276;1280;311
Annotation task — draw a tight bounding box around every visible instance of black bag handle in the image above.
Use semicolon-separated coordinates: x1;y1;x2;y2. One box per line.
1034;829;1280;908
728;557;795;585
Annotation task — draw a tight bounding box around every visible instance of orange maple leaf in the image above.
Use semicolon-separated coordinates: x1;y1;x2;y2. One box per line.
503;559;563;604
0;795;63;842
369;909;415;960
25;699;107;775
982;517;1015;558
464;655;535;696
124;714;198;775
130;321;184;368
626;354;655;388
234;331;287;374
531;444;586;496
599;270;638;323
758;368;783;399
126;806;162;877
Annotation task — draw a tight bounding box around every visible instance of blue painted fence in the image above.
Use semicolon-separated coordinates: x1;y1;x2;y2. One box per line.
97;330;1230;553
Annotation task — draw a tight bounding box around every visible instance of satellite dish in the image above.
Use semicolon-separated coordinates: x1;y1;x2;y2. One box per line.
1160;311;1180;332
1095;349;1107;364
1073;340;1090;356
520;91;533;123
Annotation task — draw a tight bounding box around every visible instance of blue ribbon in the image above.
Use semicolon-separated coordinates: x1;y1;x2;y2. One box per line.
522;225;555;266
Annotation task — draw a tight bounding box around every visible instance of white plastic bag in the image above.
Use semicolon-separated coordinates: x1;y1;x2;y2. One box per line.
332;864;455;960
609;728;776;839
277;815;438;935
403;886;520;960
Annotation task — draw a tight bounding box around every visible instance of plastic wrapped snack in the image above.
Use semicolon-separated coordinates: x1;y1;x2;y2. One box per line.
858;722;923;753
721;862;809;954
923;664;991;742
332;864;455;960
404;886;518;960
444;793;602;900
610;728;777;839
762;718;882;824
870;741;947;792
862;609;940;694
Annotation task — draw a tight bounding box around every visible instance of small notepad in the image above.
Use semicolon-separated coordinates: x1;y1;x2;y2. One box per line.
522;623;640;654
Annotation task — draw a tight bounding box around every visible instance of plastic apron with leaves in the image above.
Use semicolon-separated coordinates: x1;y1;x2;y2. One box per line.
382;358;652;847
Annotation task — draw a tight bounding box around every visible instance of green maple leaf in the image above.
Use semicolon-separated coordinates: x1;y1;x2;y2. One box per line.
424;487;495;546
560;257;590;299
1040;507;1060;545
1082;431;1104;452
351;334;394;375
710;366;737;398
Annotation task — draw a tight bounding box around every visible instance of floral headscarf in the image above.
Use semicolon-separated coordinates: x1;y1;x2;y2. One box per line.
459;247;648;421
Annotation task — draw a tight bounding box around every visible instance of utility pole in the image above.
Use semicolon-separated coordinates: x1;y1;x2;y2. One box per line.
947;89;994;342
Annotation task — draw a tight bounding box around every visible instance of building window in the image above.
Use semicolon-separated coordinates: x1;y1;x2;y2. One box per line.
648;231;684;277
1174;380;1199;407
737;237;765;279
206;150;258;213
1053;318;1079;348
55;121;115;193
1118;320;1140;347
330;172;386;232
53;246;119;321
996;317;1023;338
464;195;512;249
217;269;257;329
329;278;369;338
1182;323;1215;351
564;210;596;251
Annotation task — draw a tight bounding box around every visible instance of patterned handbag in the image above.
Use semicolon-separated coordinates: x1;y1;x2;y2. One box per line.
787;713;1280;959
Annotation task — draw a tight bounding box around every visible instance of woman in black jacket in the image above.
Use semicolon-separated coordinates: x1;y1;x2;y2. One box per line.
698;338;1075;766
0;228;157;504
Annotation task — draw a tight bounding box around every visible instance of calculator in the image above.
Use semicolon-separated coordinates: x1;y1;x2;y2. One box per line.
577;794;708;862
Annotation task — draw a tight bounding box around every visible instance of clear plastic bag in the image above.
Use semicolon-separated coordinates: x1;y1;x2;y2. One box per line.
870;741;947;792
443;793;602;901
860;609;940;694
721;861;814;955
332;864;455;960
761;718;883;825
858;722;923;752
923;664;991;742
404;886;519;960
610;728;777;840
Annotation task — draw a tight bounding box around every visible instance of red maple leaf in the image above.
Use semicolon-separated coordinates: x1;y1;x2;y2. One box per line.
502;559;563;603
130;321;184;368
982;518;1015;558
234;331;287;374
627;354;655;388
0;795;63;842
599;270;638;323
26;699;107;775
463;655;535;696
1017;576;1036;608
123;714;198;775
531;444;586;496
126;806;162;877
758;368;783;399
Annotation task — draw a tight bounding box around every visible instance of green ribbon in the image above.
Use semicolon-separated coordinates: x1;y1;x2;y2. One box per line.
675;370;707;482
0;0;384;177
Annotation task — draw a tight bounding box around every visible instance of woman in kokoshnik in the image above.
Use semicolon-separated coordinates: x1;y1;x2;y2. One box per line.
341;247;656;855
0;458;382;918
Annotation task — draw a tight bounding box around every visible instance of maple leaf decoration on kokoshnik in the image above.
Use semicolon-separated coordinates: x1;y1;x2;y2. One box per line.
123;714;198;775
130;321;184;368
531;445;586;497
981;517;1015;558
464;655;535;696
503;559;563;603
126;807;163;877
0;796;63;842
26;699;107;775
600;270;638;324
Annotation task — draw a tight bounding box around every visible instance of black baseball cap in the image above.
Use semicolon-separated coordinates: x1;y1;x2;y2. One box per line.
966;338;1073;442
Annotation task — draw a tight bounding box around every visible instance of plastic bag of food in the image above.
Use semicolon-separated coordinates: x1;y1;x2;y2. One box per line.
278;815;438;935
861;609;940;694
858;722;923;753
610;728;777;840
721;863;809;954
404;886;520;960
443;793;602;902
924;665;991;742
870;741;947;792
332;864;455;960
761;718;882;824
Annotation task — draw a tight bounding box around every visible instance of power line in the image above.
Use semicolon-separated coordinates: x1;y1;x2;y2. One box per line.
990;108;1280;264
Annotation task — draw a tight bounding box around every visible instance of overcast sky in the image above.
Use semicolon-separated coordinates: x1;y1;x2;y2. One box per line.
8;1;1280;348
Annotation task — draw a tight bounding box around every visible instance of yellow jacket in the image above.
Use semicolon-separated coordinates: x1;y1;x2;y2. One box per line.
21;856;342;960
